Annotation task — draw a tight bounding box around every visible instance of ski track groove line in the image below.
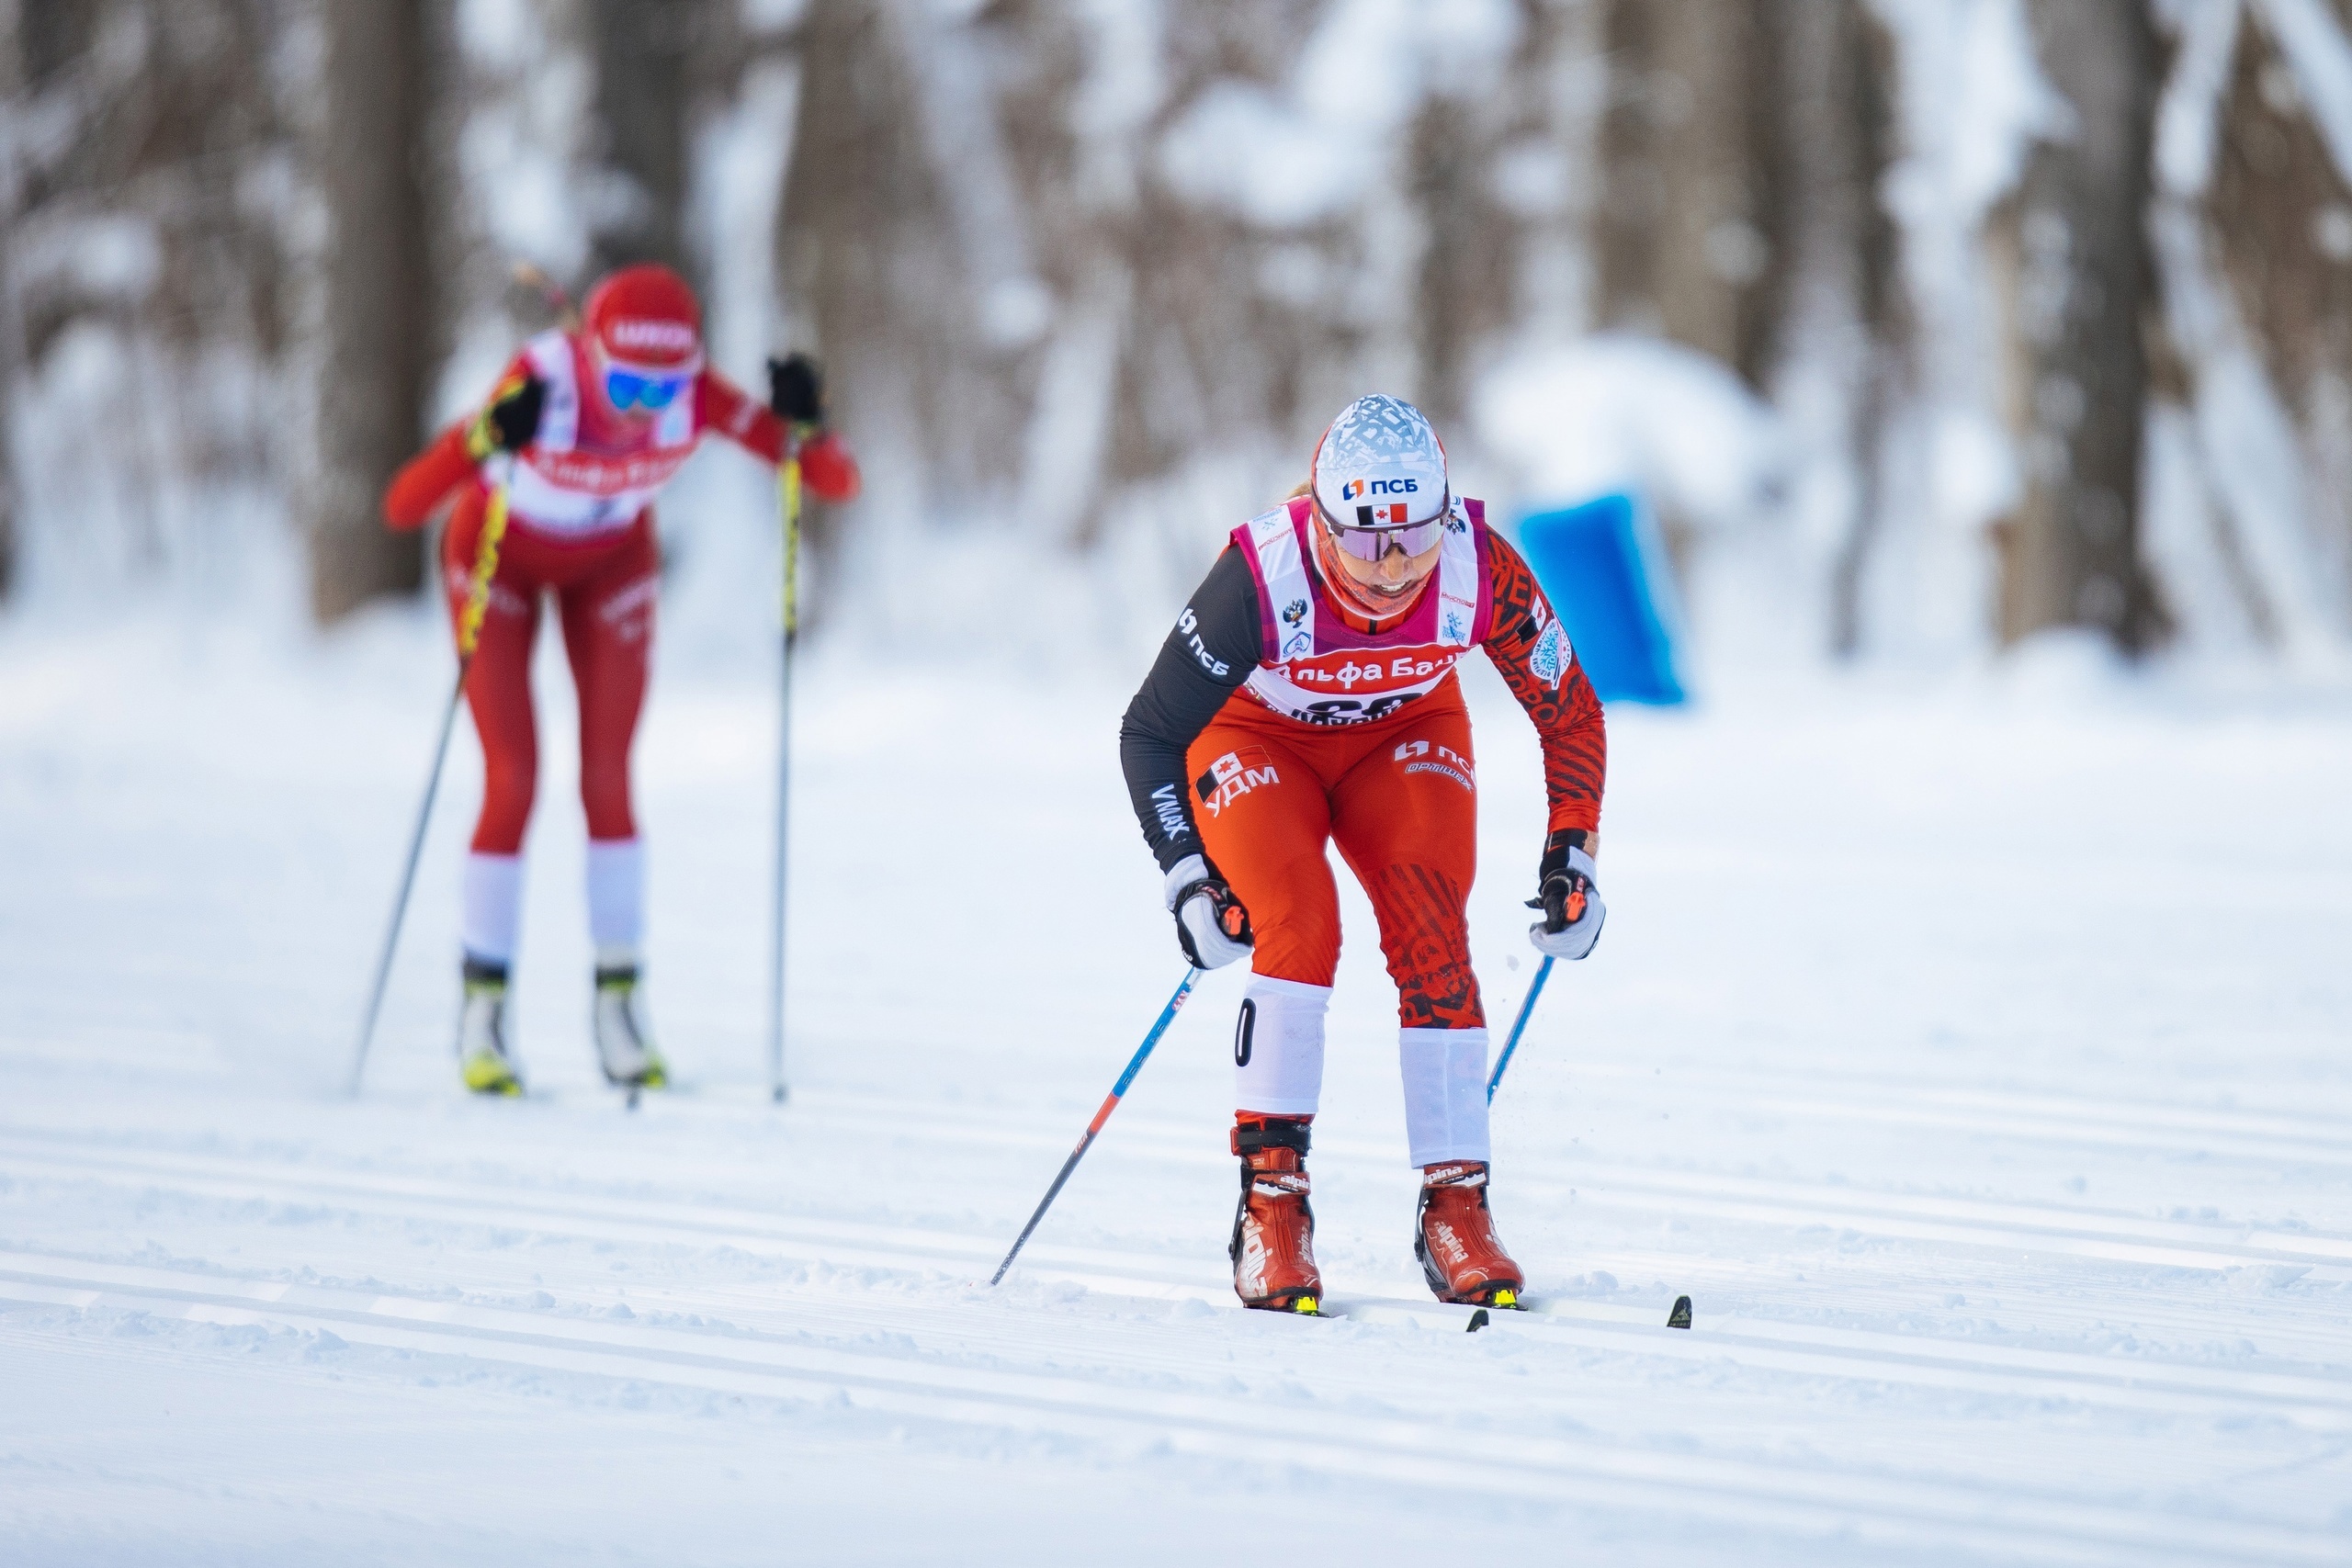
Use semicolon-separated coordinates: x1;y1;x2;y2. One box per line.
1747;1097;2352;1167
729;1080;2352;1169
6;1146;2352;1426
0;1255;2342;1568
1548;1067;2352;1151
467;1100;2352;1266
7;1128;2349;1274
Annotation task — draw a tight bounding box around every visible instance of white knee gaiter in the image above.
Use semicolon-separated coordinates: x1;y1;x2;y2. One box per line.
461;852;525;966
1398;1027;1491;1167
585;837;645;964
1233;976;1329;1117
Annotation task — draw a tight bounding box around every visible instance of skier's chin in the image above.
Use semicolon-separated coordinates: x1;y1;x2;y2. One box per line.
1346;570;1431;604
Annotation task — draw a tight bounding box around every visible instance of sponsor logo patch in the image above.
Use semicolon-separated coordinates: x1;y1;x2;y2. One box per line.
1148;783;1188;844
1529;620;1570;688
605;318;697;354
1193;748;1281;818
1393;738;1475;791
1174;608;1228;677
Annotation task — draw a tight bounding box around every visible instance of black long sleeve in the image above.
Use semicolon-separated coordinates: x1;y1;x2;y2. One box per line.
1119;547;1263;871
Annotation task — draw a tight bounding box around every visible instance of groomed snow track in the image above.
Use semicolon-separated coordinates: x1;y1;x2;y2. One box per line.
5;1122;2351;1566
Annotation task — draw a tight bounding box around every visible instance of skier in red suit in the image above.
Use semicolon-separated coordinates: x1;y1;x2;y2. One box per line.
383;262;859;1096
1119;394;1607;1313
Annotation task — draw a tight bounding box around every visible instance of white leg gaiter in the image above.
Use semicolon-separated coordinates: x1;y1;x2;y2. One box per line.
461;852;525;966
1399;1027;1491;1167
1234;976;1329;1117
585;838;644;964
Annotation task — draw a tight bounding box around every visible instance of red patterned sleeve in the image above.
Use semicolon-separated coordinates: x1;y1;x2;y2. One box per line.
1481;529;1605;838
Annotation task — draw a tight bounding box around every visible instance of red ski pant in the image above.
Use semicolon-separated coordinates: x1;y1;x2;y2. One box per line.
442;492;659;855
1188;681;1484;1030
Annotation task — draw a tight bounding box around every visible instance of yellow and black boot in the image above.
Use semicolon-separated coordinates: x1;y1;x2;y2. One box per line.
593;961;669;1090
457;956;524;1096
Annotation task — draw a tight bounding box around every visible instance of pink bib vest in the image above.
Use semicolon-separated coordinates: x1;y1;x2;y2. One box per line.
1230;495;1494;727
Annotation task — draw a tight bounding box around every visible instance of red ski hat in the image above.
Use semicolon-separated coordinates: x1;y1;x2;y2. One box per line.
582;264;703;371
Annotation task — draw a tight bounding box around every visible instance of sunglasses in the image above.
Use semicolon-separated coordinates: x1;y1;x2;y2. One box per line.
1318;498;1449;562
604;367;691;412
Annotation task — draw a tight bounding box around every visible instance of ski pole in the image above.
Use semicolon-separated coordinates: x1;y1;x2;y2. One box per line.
349;458;517;1096
765;444;804;1104
1486;954;1555;1103
989;967;1203;1285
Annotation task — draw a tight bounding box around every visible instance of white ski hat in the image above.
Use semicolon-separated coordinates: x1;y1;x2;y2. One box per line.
1310;394;1450;530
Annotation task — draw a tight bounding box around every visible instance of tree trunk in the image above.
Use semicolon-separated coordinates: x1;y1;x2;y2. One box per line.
0;3;25;601
1758;0;1901;655
1997;0;2164;650
584;0;697;279
1595;0;1776;386
309;0;432;624
2208;2;2352;632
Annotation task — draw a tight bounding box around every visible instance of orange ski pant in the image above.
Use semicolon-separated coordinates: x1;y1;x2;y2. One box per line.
1188;681;1485;1030
442;493;659;855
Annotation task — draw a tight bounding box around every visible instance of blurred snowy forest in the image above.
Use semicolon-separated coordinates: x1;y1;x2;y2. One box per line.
5;0;2352;672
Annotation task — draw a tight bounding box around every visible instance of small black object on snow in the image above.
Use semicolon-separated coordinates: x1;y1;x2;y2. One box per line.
1465;1308;1490;1333
1668;1294;1692;1329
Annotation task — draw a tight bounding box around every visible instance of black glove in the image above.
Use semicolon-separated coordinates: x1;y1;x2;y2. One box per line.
1526;829;1605;960
1165;852;1253;970
466;372;546;460
768;352;826;426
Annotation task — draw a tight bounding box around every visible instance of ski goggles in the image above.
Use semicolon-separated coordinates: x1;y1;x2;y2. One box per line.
603;367;692;412
1317;497;1449;562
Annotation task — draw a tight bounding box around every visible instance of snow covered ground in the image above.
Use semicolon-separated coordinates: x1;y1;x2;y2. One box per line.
2;599;2349;1566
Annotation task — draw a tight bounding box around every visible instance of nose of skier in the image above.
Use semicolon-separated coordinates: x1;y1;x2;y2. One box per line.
1332;529;1442;597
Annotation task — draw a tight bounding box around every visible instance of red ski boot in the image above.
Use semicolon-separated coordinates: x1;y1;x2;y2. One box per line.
1415;1162;1524;1307
1229;1115;1322;1314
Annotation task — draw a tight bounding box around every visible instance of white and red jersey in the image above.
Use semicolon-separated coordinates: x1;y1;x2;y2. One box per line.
1231;494;1493;728
384;333;859;540
501;331;715;536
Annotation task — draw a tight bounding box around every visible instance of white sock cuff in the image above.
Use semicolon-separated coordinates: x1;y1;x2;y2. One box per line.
585;837;645;953
461;852;526;966
1399;1025;1492;1168
1245;974;1334;1006
1235;976;1331;1118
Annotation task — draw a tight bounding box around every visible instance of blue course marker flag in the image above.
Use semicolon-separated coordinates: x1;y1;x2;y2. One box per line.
1514;493;1687;706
